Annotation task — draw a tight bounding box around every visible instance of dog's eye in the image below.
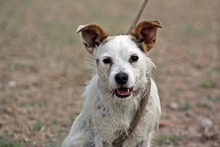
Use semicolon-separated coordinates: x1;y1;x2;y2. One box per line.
130;55;139;63
103;58;112;64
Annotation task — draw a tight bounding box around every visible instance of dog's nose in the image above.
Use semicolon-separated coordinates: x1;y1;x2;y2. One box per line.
115;73;128;85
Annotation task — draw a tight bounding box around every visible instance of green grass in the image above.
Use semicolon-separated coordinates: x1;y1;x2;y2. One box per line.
0;137;23;147
55;130;62;139
168;134;180;146
214;65;220;73
45;141;59;147
179;103;191;111
11;63;26;71
197;103;212;110
171;88;182;96
201;80;215;89
1;95;10;104
208;95;220;103
33;121;45;131
154;134;167;145
154;134;181;146
52;119;59;125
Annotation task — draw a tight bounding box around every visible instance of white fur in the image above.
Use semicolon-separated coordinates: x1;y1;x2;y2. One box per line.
62;35;161;147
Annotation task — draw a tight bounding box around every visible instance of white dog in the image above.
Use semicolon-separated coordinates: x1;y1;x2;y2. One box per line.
62;21;162;147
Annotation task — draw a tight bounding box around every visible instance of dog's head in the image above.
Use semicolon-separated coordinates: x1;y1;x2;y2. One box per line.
77;21;162;99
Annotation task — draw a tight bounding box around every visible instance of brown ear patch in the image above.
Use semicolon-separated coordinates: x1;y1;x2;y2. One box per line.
77;24;108;53
131;21;162;53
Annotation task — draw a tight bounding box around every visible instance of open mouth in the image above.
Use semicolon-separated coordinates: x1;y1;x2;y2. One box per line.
114;88;132;98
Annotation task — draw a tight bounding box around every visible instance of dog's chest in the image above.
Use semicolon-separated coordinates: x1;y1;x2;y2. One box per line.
91;94;142;139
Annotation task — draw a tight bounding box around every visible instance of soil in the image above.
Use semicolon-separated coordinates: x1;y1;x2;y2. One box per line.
0;0;219;147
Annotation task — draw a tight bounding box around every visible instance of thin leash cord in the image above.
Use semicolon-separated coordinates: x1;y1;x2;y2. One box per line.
127;0;149;34
112;78;151;147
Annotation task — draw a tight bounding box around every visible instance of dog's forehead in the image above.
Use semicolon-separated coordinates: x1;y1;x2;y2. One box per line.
96;35;140;57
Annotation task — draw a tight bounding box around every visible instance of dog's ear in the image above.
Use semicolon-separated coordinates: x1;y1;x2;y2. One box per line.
131;21;162;53
76;24;108;54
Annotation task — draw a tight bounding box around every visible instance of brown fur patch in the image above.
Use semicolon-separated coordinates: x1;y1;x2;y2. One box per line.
131;21;162;53
77;24;108;53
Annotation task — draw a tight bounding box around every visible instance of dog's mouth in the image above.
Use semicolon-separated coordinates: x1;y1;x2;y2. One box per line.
114;88;133;98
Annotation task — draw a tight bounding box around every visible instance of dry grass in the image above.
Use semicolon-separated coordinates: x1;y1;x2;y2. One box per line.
0;0;220;146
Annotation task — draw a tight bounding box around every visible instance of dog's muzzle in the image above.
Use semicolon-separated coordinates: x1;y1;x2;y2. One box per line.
114;73;132;98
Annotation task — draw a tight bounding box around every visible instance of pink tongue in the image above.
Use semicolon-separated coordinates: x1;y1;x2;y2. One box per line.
116;88;130;95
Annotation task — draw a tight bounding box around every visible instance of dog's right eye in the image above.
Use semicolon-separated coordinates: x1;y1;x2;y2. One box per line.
129;55;139;63
103;58;112;64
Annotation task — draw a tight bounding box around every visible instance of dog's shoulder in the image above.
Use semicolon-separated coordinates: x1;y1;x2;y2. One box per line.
150;79;161;114
83;74;99;99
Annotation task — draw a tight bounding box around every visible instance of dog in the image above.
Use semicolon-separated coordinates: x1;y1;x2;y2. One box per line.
62;21;162;147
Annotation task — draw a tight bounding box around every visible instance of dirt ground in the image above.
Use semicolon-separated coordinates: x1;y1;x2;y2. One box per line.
0;0;219;147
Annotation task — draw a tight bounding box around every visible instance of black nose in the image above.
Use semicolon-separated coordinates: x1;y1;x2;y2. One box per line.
115;73;128;85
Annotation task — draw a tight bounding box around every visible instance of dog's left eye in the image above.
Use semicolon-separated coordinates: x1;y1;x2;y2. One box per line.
103;57;112;64
130;55;139;63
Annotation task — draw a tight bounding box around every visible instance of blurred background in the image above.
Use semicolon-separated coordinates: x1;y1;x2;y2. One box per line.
0;0;219;146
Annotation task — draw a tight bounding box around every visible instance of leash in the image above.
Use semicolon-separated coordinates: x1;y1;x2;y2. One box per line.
112;78;151;147
127;0;149;34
